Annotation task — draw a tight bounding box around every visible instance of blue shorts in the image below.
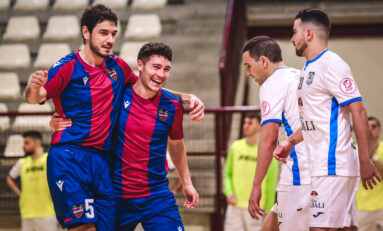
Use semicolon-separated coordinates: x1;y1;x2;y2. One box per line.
116;190;184;231
47;144;116;230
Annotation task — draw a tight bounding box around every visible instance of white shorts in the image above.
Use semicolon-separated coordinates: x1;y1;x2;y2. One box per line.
310;176;359;228
277;184;311;231
224;205;262;231
358;209;383;231
21;216;58;231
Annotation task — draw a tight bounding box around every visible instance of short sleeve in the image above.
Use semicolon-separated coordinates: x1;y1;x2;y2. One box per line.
169;101;184;140
260;84;285;126
324;61;362;107
43;61;75;100
8;159;21;179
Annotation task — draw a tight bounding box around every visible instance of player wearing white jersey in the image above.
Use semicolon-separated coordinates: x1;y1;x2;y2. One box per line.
243;36;311;231
274;9;381;231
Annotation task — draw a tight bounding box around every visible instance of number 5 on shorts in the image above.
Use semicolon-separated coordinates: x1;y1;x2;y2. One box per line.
85;199;95;219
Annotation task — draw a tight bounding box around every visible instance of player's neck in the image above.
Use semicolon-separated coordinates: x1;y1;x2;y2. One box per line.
133;80;159;99
79;47;104;67
31;148;43;159
246;135;258;145
305;43;328;61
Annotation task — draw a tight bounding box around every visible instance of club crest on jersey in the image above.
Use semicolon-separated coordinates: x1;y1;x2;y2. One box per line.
72;204;84;218
261;101;270;117
340;78;356;94
306;72;315;85
158;109;169;121
108;68;118;81
83;76;89;85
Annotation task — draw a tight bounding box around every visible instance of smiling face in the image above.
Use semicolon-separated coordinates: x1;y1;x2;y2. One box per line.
138;55;171;94
242;51;267;85
291;19;308;57
83;20;117;58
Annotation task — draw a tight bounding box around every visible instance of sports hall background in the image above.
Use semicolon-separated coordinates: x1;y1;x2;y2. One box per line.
0;0;382;230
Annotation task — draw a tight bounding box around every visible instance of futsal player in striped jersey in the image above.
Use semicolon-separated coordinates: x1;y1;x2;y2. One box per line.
110;42;198;231
25;5;203;231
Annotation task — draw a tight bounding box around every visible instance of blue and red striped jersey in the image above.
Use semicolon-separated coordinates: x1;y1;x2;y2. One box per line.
110;84;184;199
43;51;138;151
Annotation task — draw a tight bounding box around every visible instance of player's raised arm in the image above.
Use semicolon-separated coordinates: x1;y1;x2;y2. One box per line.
25;70;48;104
165;90;205;121
167;138;199;209
347;101;381;189
248;122;279;220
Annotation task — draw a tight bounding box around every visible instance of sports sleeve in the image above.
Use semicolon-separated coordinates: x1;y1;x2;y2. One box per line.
115;57;138;86
224;144;235;196
324;61;362;107
169;100;184;140
43;61;75;100
8;159;21;179
259;84;285;126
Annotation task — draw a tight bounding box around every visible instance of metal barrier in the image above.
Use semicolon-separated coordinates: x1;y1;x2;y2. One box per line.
0;106;260;231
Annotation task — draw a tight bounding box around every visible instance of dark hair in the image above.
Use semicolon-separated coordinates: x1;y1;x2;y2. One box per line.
22;131;42;141
80;4;118;41
244;112;261;123
241;36;282;63
295;8;331;38
137;42;173;64
368;116;381;128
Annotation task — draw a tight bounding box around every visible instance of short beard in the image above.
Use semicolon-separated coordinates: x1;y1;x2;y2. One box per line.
295;42;307;57
89;36;110;58
24;150;34;156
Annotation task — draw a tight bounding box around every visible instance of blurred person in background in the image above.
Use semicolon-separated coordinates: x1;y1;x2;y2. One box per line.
356;116;383;231
6;131;57;231
224;112;278;231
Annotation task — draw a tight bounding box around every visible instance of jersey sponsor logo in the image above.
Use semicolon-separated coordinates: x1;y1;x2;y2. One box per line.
311;191;318;202
124;100;131;109
177;226;183;231
52;61;61;68
159;109;169;121
310;191;325;208
301;120;316;131
56;180;64;192
26;165;44;173
83;76;89;85
238;154;257;162
108;68;118;81
261;101;270;116
340;78;356;94
298;76;304;89
313;212;324;218
306;72;315;85
72;204;84;218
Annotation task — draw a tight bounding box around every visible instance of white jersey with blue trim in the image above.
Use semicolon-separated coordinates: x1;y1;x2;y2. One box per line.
297;50;361;177
260;67;311;186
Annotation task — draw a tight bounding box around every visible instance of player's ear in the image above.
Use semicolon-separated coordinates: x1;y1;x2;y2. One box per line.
260;56;268;68
137;59;144;72
82;26;90;41
306;28;314;41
